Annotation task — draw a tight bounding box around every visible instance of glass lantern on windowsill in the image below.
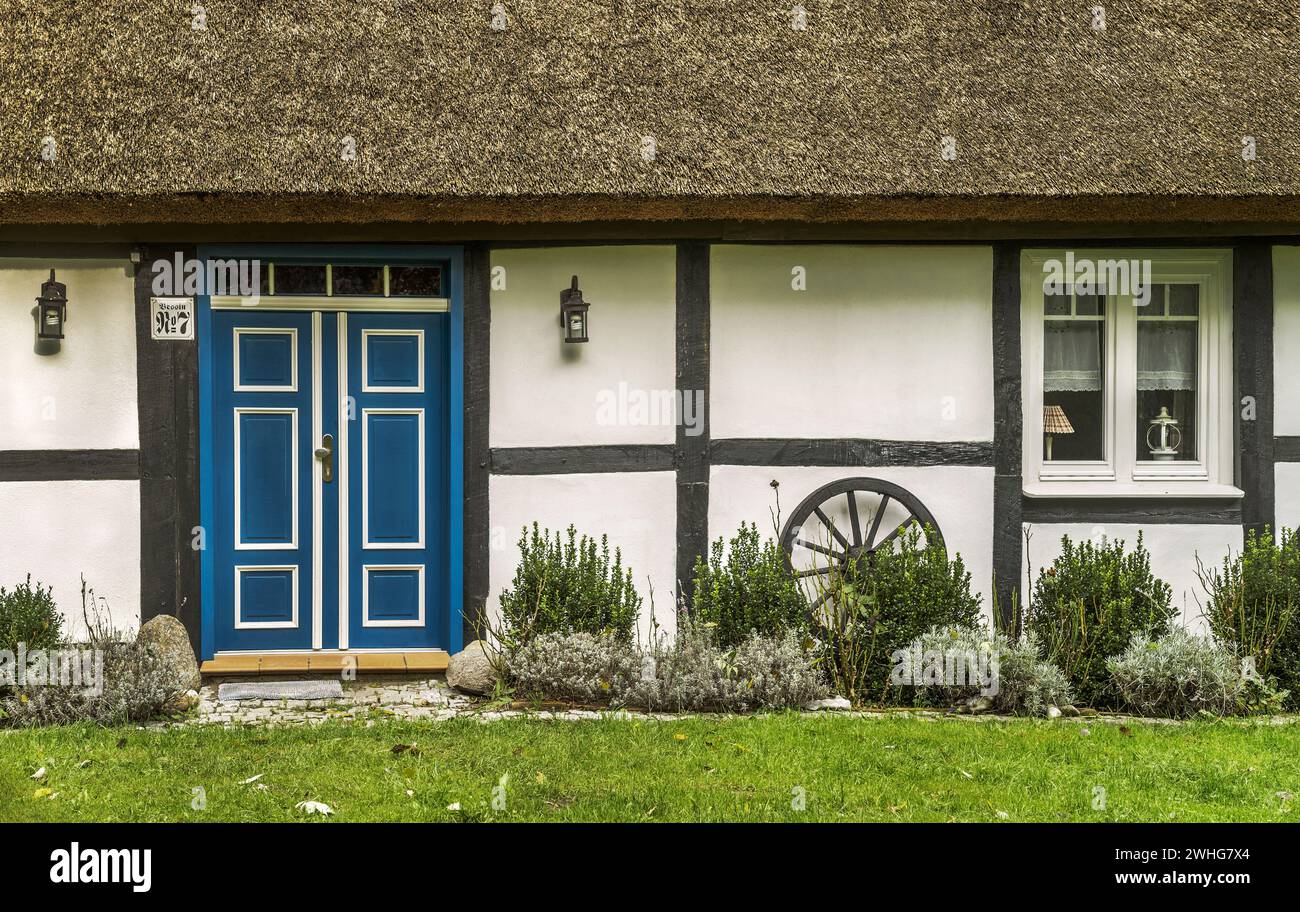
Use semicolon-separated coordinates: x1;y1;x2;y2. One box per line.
1146;407;1182;461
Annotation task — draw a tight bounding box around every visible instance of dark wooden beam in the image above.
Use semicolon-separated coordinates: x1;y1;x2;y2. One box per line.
490;445;677;476
710;438;993;467
1235;243;1275;536
676;242;711;606
134;244;201;654
992;243;1023;633
462;242;492;647
0;449;140;481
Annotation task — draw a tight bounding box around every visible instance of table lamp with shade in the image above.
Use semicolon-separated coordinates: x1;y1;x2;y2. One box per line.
1043;405;1074;460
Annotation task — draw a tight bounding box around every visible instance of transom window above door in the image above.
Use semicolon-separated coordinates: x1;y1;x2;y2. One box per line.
210;260;447;311
1021;249;1238;497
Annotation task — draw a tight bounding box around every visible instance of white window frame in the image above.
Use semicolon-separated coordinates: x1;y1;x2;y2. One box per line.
1021;249;1240;499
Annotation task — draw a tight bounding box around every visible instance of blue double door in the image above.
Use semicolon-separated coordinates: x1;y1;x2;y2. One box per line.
212;310;448;652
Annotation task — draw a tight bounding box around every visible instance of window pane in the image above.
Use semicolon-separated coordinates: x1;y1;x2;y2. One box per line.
389;265;441;297
274;264;326;295
1137;286;1198;462
1043;293;1106;461
1168;284;1199;316
332;265;384;296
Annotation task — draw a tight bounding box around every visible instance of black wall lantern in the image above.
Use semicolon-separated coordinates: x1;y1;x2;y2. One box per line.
560;275;590;343
36;269;68;341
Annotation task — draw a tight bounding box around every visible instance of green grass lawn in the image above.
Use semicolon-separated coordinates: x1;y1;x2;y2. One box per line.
2;715;1297;822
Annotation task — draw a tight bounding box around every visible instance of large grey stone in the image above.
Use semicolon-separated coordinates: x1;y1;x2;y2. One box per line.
446;639;498;695
136;614;201;691
218;680;343;701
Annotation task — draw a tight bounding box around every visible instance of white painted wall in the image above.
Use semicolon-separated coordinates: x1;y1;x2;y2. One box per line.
709;464;995;623
1021;523;1242;633
0;481;141;639
1272;246;1300;436
710;245;994;441
489;246;677;448
1276;464;1300;534
0;258;138;450
488;472;678;639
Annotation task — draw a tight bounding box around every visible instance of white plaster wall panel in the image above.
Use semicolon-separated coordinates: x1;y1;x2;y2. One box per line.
0;481;141;639
0;258;138;450
708;465;995;623
1021;523;1243;633
489;246;677;448
1276;463;1300;534
488;472;678;638
1273;246;1300;434
709;245;995;441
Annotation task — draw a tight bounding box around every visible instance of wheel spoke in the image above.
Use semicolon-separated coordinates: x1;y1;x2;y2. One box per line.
870;514;917;553
795;538;846;562
794;565;832;578
814;506;851;551
863;493;891;550
846;493;862;546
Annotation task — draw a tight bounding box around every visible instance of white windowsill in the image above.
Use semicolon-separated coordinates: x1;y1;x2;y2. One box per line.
1023;482;1244;499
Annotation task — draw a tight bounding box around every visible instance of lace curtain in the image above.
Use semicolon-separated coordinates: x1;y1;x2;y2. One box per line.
1137;322;1197;391
1044;320;1196;392
1044;321;1102;392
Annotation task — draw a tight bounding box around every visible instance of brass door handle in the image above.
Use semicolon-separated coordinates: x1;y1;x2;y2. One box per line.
315;433;334;483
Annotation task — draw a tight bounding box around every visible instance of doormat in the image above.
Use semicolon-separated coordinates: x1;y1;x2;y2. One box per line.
217;680;344;702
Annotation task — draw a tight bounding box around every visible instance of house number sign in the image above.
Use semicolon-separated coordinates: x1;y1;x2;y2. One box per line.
150;296;195;340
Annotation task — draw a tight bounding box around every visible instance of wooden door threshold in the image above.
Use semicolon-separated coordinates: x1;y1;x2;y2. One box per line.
200;651;450;676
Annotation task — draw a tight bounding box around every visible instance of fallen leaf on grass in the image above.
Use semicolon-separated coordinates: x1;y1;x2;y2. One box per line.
30;767;46;781
673;733;687;742
295;800;334;816
959;769;973;780
33;788;53;799
391;744;421;756
995;810;1010;820
240;774;264;785
1119;726;1133;737
446;802;461;811
77;759;92;769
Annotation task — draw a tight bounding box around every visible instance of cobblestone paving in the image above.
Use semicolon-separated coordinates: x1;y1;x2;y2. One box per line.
156;676;1300;729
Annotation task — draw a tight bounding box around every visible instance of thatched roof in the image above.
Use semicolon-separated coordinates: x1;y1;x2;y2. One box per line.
2;0;1298;225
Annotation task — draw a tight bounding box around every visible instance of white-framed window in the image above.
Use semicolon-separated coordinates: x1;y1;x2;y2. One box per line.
1021;249;1239;498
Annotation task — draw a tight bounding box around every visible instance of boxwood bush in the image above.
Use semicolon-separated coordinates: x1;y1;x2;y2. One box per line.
498;523;641;646
689;522;808;648
1027;533;1174;708
0;575;62;656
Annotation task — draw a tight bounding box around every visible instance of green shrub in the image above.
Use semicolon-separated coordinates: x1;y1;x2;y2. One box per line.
1028;533;1175;708
689;522;808;647
1199;527;1300;709
0;575;62;655
1106;628;1278;719
1;578;181;728
895;624;1073;717
816;526;982;706
498;524;641;646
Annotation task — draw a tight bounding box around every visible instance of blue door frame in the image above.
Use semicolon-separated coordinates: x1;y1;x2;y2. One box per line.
197;245;465;661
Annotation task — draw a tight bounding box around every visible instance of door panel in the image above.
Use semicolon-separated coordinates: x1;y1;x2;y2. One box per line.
214;312;315;652
343;313;447;650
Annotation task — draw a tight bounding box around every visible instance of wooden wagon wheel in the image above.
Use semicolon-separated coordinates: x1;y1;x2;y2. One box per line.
778;477;945;622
